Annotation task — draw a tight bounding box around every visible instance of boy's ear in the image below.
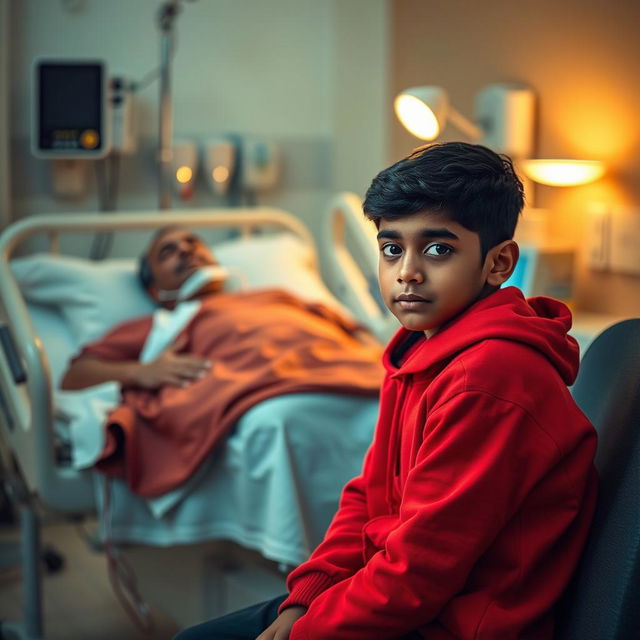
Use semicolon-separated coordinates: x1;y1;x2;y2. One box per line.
484;240;519;287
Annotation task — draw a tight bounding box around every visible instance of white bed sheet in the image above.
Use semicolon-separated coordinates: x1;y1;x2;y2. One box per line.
95;392;378;567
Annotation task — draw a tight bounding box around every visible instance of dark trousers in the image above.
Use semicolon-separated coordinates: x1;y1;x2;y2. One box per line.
174;594;423;640
174;595;287;640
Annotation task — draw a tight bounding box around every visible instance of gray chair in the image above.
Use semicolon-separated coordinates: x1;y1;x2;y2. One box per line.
555;318;640;640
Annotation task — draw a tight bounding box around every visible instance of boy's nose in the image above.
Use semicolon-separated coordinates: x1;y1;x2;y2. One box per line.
397;256;425;284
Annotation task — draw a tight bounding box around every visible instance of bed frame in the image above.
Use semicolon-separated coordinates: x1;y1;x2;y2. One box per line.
0;195;393;639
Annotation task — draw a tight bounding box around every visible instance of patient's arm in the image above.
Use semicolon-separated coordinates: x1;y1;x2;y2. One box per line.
60;335;211;391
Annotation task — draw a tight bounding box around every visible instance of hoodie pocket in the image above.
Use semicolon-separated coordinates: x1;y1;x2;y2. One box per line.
362;514;400;564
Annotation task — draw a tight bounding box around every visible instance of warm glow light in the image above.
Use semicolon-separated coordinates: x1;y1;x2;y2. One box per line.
212;166;230;183
176;166;193;184
522;159;605;187
394;94;440;140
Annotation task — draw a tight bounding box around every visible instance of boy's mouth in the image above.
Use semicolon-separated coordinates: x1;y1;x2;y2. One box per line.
396;293;430;302
395;293;432;310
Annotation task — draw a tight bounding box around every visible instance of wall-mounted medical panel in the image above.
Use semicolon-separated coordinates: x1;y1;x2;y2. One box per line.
32;59;111;159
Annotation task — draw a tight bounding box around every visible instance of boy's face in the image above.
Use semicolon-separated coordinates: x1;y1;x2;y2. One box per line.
377;210;512;338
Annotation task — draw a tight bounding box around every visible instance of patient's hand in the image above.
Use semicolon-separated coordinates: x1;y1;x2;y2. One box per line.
354;328;381;349
135;334;211;389
256;606;307;640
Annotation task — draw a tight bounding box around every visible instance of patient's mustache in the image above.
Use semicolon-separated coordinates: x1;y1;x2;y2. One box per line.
175;256;201;275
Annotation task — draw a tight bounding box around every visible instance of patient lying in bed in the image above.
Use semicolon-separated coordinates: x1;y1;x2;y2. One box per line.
60;226;383;497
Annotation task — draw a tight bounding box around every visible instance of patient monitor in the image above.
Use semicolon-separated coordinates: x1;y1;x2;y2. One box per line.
32;59;110;158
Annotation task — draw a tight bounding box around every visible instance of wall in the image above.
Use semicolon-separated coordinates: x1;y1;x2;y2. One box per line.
7;0;388;258
391;0;640;316
0;0;9;228
331;0;389;197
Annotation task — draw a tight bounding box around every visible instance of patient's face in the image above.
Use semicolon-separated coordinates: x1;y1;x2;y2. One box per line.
147;227;218;297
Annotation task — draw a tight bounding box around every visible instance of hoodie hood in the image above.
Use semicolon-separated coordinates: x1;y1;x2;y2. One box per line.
383;287;580;386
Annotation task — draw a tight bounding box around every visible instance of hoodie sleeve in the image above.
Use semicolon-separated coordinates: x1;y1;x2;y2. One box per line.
288;390;561;639
279;446;375;611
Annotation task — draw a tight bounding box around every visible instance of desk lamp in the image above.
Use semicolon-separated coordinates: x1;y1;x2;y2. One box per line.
394;83;535;157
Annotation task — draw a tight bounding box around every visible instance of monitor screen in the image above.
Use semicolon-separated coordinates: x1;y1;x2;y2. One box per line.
34;61;108;157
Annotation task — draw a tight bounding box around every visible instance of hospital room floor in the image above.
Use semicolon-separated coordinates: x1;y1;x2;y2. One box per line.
0;517;180;639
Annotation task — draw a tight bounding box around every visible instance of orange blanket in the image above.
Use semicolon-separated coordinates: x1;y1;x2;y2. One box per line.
78;289;383;496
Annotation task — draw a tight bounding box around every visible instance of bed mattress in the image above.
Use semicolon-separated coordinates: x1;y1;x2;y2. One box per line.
95;392;378;568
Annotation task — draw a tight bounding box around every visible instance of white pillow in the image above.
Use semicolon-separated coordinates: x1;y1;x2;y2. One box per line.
213;233;350;315
11;254;156;345
11;233;349;347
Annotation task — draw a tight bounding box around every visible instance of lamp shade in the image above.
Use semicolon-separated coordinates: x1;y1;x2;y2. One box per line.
522;159;605;187
394;86;449;140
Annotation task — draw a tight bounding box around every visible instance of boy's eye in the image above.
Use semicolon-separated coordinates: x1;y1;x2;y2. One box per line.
381;243;402;258
425;243;453;257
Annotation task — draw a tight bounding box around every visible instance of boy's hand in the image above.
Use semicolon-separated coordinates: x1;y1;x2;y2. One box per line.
255;606;307;640
131;334;211;389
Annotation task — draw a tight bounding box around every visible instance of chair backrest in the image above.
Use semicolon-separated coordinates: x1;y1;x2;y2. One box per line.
555;319;640;640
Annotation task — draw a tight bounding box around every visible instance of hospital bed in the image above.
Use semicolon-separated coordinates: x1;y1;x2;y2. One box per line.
0;194;397;639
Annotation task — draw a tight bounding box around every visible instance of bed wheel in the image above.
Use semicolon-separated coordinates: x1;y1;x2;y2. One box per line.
41;545;65;574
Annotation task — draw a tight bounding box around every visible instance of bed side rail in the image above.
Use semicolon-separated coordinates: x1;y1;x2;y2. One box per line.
322;193;398;343
0;207;316;512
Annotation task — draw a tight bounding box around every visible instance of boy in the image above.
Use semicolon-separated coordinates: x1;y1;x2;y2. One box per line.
176;142;598;639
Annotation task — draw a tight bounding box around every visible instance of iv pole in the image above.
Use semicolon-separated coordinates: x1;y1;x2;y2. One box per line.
157;0;182;210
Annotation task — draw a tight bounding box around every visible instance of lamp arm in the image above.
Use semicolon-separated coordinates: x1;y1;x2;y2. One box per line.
447;106;483;142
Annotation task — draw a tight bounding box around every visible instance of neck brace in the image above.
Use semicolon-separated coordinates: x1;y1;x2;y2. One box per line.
156;265;229;302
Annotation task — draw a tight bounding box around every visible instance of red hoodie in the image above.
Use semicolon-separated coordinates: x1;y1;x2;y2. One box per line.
280;287;598;639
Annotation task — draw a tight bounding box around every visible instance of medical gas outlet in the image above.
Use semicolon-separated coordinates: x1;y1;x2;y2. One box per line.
241;138;280;193
205;138;237;197
173;140;198;201
204;137;280;198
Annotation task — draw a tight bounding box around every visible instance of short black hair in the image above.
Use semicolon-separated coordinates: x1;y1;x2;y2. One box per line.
137;225;188;289
363;142;525;259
